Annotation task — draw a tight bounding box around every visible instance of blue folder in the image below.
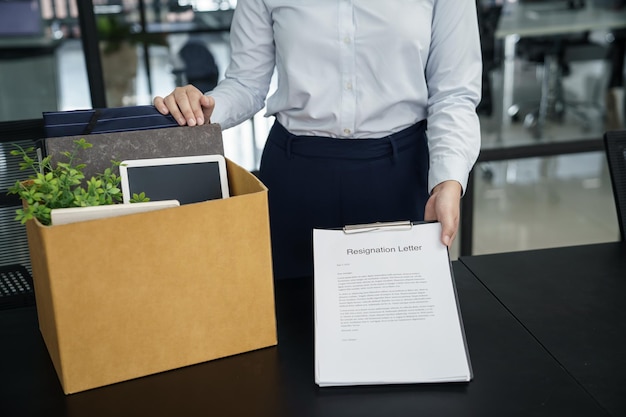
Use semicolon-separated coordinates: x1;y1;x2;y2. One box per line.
43;105;179;138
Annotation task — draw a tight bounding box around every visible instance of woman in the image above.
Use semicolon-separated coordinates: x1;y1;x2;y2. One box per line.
154;1;482;279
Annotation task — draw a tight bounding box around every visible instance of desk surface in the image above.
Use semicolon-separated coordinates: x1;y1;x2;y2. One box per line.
461;241;626;417
496;4;626;38
0;262;608;417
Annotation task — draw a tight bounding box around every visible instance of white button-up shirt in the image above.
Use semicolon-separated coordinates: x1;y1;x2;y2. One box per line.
209;0;482;192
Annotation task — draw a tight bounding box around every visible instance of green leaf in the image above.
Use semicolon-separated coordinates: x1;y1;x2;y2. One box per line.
9;139;152;225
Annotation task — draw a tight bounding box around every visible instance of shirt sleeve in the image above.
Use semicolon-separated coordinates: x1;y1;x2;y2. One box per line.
207;0;276;129
425;0;482;194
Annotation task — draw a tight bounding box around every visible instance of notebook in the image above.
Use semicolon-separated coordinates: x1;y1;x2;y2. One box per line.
42;106;179;138
43;123;224;181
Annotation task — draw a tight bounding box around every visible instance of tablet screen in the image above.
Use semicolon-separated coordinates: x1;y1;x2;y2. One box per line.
120;155;229;205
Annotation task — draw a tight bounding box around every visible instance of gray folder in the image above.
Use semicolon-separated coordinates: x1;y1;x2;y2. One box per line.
43;124;224;181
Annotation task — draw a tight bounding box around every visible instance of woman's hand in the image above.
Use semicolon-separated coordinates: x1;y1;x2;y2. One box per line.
424;180;463;247
153;85;215;127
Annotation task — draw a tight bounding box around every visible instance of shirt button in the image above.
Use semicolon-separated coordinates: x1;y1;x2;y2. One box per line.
344;128;351;135
343;36;351;44
346;82;353;90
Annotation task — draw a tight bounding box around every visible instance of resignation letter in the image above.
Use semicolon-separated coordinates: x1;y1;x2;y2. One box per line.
313;222;472;386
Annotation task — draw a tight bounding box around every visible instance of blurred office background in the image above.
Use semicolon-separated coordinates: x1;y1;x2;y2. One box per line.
0;0;625;270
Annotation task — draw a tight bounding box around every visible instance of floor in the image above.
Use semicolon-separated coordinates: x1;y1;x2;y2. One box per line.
53;37;621;260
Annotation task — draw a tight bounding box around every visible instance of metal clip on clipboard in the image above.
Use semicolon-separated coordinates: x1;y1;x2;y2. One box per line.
342;220;413;234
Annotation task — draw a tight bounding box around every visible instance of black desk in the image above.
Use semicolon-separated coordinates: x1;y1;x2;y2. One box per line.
461;242;626;417
1;261;608;417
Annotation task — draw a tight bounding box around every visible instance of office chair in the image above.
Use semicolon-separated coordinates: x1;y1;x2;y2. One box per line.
477;2;503;117
515;31;606;139
173;39;219;93
604;130;626;241
606;27;626;131
0;119;42;309
510;1;612;138
0;264;34;310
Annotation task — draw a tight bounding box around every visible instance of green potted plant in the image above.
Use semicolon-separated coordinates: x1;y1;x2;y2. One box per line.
8;138;149;226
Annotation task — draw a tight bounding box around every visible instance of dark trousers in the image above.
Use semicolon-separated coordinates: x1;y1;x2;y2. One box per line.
258;120;429;279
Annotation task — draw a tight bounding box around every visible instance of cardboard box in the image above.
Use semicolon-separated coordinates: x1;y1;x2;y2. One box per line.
25;158;277;394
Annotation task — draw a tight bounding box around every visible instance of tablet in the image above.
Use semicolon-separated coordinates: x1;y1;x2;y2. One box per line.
51;200;180;226
119;155;229;205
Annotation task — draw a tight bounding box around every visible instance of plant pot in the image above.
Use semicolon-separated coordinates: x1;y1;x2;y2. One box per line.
100;41;138;107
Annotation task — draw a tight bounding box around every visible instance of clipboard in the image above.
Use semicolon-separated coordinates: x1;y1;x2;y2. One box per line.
342;220;413;234
312;220;473;387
